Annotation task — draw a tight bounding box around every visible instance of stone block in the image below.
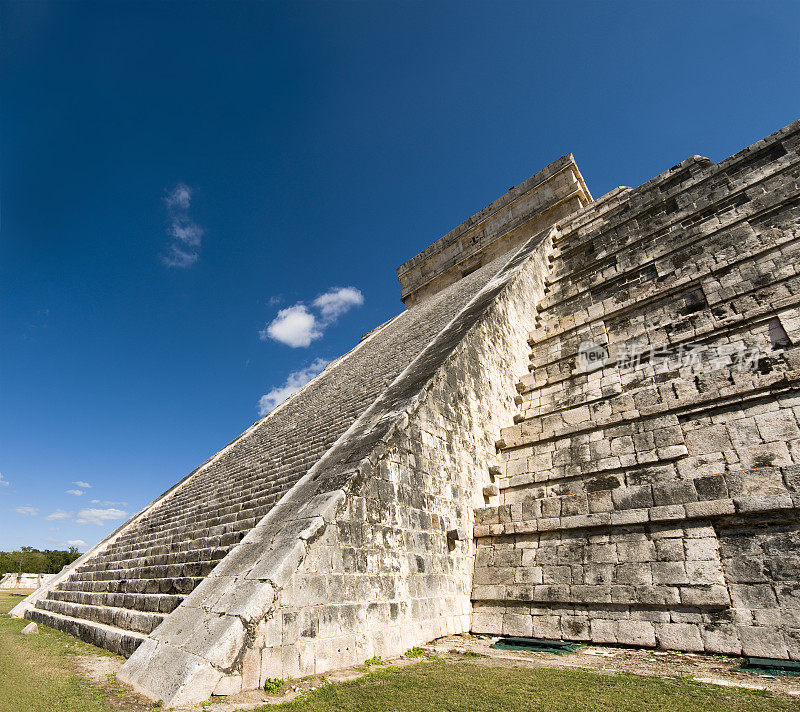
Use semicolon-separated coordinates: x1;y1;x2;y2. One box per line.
754;411;800;442
248;539;307;588
655;623;704;651
587;489;613;513
684;499;735;518
214;674;242;697
502;613;533;637
617;540;656;563
701;625;742;655
210;580;275;623
612;485;653;510
561;615;590;641
182;614;247;670
679;585;730;607
590;618;617;644
652;562;690;586
611;508;649;525
653;481;697;506
734;494;794;513
685;560;723;585
530;615;562;639
739;626;789;659
684;425;733;456
693;474;728;501
616;620;656;647
616;563;653;585
729;583;778;609
241;646;262;690
471;609;503;634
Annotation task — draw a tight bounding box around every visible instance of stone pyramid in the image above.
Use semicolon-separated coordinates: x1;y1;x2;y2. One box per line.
12;119;800;707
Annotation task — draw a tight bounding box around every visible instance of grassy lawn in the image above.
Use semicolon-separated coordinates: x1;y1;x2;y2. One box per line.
0;590;124;712
1;589;797;712
258;659;799;712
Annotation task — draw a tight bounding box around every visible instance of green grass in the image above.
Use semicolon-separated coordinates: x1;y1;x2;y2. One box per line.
403;646;424;658
2;590;797;712
264;677;285;694
0;591;122;712
248;660;799;712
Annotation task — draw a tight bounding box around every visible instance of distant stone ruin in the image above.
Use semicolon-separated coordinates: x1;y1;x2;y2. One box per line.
11;119;800;707
0;573;55;589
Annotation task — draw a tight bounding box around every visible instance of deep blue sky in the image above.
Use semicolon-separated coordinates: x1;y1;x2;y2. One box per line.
1;1;798;552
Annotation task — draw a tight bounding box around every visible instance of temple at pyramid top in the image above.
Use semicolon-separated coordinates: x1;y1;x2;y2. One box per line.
397;154;592;306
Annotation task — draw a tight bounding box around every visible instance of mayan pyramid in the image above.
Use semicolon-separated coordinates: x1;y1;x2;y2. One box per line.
12;119;800;707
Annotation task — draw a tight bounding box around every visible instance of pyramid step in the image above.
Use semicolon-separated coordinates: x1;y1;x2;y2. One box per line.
69;560;219;582
78;546;227;573
57;576;203;595
36;597;165;635
91;534;225;563
107;522;256;557
48;588;183;614
26;608;146;657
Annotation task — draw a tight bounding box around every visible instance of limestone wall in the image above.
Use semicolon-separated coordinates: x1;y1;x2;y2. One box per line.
472;119;800;660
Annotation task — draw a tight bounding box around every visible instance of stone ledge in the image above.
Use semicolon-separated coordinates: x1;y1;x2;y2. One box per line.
474;467;799;537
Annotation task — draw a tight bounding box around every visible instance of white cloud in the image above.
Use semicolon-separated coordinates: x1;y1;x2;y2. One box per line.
75;508;127;525
73;480;91;489
162;183;204;268
15;506;38;516
66;539;87;549
313;287;364;321
257;358;329;416
261;305;322;348
45;509;73;521
66;489;84;496
90;499;128;507
0;472;8;487
260;286;363;348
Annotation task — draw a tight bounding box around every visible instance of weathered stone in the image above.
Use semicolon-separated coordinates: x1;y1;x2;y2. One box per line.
16;120;800;709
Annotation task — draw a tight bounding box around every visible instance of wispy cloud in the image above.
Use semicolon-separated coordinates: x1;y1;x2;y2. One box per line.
45;509;73;521
257;358;329;416
15;506;38;516
66;539;87;549
162;183;204;268
260;286;364;348
75;507;127;525
0;472;8;487
66;489;84;496
73;480;91;489
90;499;128;507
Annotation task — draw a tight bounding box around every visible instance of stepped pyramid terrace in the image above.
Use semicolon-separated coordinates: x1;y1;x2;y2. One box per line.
11;118;800;708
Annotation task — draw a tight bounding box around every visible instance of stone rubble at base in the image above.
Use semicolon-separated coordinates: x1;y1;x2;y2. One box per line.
9;119;800;707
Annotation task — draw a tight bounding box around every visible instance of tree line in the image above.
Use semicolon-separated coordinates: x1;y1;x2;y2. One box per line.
0;546;82;574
